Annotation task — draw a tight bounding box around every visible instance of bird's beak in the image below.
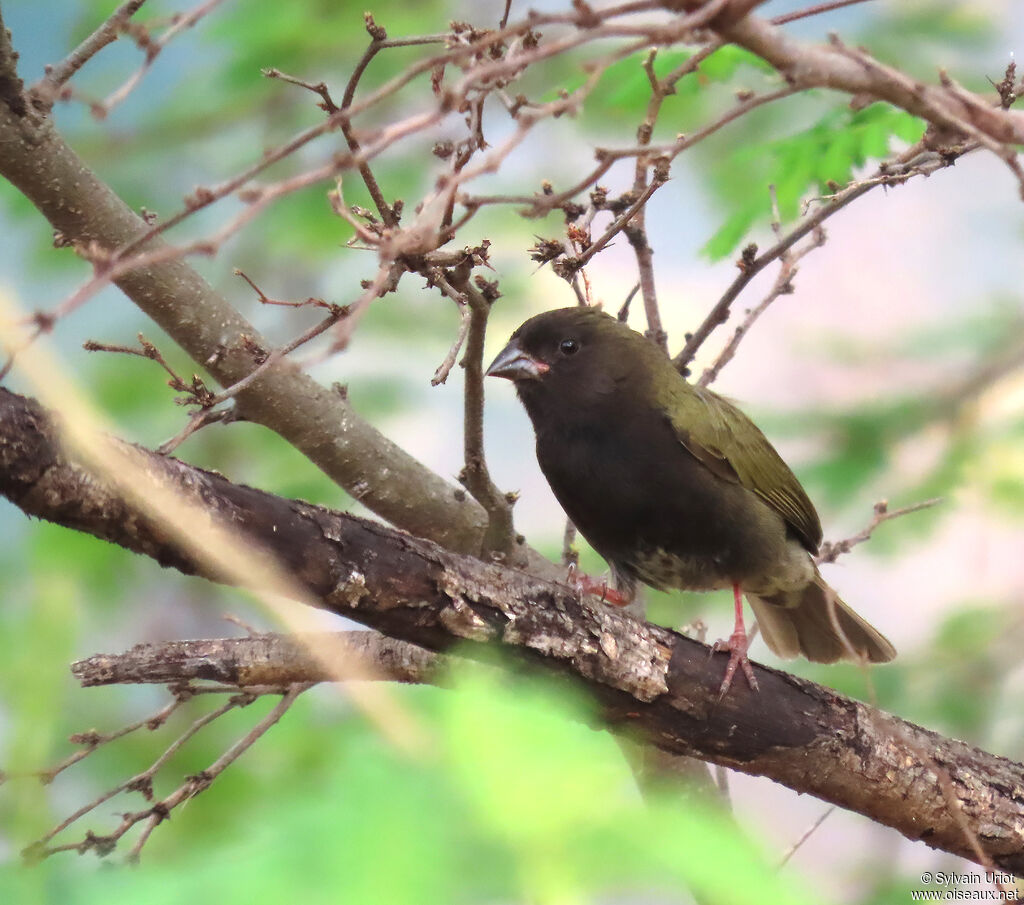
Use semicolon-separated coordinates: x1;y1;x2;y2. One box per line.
485;339;550;381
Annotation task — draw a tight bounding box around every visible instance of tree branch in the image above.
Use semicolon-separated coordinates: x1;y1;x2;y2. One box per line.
668;0;1024;149
3;385;1023;875
71;632;441;688
0;82;488;553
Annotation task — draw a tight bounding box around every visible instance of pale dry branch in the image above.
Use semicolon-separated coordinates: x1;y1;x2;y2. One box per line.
698;185;827;387
816;498;943;565
96;0;230;119
770;0;875;27
431;274;473;387
28;685;308;863
673;141;958;370
30;0;148;107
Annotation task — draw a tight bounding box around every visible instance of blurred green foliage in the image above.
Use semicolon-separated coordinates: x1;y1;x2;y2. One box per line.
1;0;1022;902
0;664;814;905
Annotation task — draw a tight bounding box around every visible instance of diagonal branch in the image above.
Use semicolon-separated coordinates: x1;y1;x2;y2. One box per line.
667;0;1024;150
0;75;488;553
2;385;1023;876
29;0;147;108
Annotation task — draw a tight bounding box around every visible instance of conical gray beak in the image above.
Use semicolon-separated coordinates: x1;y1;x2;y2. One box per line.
485;339;550;381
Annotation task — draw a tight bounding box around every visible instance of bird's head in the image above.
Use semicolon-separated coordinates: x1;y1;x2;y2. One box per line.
486;306;664;419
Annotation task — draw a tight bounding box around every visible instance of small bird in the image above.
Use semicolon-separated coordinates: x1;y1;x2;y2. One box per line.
486;306;895;694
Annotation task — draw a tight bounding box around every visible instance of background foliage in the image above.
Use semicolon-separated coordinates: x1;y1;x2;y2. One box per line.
1;1;1023;902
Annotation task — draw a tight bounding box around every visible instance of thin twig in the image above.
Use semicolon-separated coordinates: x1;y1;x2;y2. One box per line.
431;278;472;386
447;268;519;561
771;0;876;27
30;0;147;107
778;807;836;868
126;684;309;863
339;14;401;228
816;498;943;565
262;67;339;113
29;696;186;785
698;186;827;386
31;694;244;853
29;685;309;863
673;140;954;371
97;0;229;119
157;406;235;455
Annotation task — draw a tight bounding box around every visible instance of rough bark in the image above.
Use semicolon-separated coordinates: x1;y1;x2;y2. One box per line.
71;632;441;688
3;386;1023;875
667;0;1024;147
0;77;487;553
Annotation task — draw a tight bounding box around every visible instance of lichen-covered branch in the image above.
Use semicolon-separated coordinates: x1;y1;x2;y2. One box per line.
72;632;441;689
2;386;1023;875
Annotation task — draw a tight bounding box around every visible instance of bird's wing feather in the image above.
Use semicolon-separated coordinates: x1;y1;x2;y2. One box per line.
664;383;822;551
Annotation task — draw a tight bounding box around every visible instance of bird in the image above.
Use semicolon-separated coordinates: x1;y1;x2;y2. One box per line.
485;305;895;695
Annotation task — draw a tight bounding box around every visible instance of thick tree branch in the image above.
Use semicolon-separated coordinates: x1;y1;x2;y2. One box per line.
2;386;1023;875
0;85;487;553
668;0;1024;149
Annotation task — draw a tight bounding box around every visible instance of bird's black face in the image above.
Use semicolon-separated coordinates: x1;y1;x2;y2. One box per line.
485;307;626;408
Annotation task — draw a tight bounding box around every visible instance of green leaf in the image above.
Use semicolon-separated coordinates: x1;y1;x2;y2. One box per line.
702;105;925;260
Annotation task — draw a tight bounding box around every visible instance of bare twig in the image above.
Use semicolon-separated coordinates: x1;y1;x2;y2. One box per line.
96;0;230;119
816;498;943;565
156;405;236;455
262;67;339;113
125;684;308;863
448;268;520;561
778;806;836;868
30;0;148;108
431;277;472;386
673;141;955;370
770;0;875;27
338;14;402;227
698;186;827;386
30;695;186;785
30;692;247;857
27;684;309;863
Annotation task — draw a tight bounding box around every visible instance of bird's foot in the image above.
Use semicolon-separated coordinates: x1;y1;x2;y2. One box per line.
566;564;632;607
711;629;760;697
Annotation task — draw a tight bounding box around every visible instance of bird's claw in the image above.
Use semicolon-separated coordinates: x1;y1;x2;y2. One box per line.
712;629;760;698
566;563;631;607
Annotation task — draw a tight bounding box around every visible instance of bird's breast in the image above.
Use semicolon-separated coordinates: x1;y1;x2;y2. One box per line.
533;406;791;593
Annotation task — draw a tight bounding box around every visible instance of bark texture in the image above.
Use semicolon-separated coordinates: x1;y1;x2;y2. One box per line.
3;386;1023;874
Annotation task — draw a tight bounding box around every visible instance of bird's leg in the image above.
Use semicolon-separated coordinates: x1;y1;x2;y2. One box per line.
712;584;760;696
566;563;633;607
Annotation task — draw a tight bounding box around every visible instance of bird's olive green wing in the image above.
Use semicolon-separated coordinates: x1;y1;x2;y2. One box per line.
661;382;823;552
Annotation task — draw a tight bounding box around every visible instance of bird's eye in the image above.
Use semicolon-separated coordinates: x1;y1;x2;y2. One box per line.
559;339;579;356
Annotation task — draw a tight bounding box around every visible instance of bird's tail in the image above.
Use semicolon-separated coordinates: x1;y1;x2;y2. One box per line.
746;573;896;664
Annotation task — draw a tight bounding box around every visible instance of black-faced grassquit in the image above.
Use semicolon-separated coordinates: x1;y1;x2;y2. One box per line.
487;306;895;694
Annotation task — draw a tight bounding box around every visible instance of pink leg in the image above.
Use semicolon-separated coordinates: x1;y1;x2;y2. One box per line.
712;584;760;696
567;564;633;607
